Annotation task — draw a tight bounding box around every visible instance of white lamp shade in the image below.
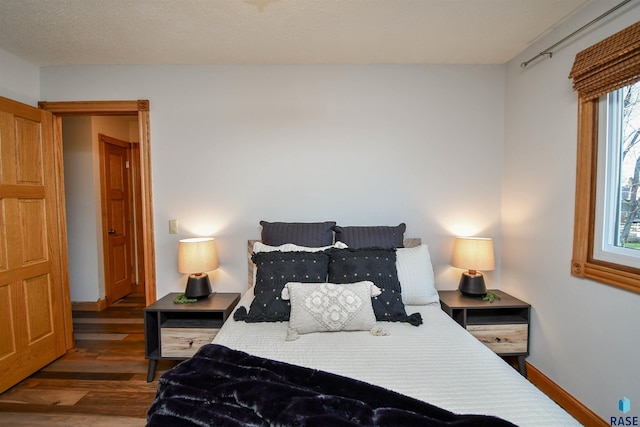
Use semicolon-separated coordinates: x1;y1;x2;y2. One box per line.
178;237;219;274
451;237;495;271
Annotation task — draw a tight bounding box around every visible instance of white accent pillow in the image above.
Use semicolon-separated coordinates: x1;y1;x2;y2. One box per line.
253;241;347;254
396;244;438;305
282;281;380;339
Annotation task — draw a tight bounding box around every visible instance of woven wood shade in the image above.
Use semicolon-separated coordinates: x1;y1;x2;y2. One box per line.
569;21;640;100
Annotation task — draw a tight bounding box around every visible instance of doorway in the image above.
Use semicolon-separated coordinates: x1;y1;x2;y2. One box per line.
62;118;141;306
39;100;157;309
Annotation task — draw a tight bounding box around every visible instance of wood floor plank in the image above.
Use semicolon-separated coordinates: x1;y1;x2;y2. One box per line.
14;379;158;393
73;333;129;341
41;359;150;374
74;337;143;347
0;389;88;405
26;372;136;382
0;401;150;418
0;412;146;427
76;391;156;417
122;333;146;342
72;323;144;334
73;317;144;324
72;310;142;319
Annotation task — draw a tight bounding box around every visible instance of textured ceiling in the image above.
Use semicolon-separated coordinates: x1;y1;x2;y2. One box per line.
0;0;594;66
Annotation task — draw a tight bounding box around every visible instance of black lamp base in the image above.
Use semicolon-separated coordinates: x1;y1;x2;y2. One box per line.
458;272;487;297
185;273;212;299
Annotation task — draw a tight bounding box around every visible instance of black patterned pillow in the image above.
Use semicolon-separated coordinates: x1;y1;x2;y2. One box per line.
327;248;422;326
333;223;406;249
260;221;336;246
242;251;330;322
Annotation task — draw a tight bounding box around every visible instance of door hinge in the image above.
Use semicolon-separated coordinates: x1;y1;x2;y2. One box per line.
126;161;130;169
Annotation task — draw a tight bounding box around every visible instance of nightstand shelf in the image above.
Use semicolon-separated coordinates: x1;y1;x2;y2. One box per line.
144;292;240;382
439;290;530;376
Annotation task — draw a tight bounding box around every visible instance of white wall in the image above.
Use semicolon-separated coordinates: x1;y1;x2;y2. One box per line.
62;116;100;302
0;47;39;106
62;115;139;302
41;64;505;296
503;1;640;421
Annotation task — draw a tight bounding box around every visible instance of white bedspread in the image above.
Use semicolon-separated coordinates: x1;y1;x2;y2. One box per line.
214;291;581;427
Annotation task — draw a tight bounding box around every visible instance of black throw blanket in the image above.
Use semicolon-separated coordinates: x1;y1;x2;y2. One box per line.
147;344;517;427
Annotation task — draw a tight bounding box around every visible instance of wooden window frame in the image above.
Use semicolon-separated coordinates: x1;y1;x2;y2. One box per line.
571;95;640;294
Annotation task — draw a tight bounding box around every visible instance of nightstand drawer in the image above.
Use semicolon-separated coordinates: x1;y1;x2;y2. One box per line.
466;324;528;354
160;327;218;357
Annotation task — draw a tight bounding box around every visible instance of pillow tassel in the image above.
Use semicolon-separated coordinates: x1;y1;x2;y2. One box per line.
233;306;248;321
406;312;423;326
286;328;299;341
370;285;382;297
370;326;390;336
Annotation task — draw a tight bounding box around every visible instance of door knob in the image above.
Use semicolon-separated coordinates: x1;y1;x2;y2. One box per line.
108;229;116;235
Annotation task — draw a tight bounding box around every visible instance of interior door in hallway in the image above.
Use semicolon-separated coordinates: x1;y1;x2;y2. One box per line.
100;134;133;304
0;96;69;393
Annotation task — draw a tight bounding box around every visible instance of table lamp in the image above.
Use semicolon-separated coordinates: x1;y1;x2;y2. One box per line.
178;237;219;299
451;236;495;296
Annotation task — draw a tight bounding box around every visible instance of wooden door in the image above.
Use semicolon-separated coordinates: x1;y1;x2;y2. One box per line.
100;134;133;303
0;97;69;393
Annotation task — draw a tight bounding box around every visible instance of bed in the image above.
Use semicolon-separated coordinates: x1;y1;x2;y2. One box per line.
147;222;581;426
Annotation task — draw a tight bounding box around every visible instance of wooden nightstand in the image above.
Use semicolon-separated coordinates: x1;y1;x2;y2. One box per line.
439;290;530;376
144;292;240;381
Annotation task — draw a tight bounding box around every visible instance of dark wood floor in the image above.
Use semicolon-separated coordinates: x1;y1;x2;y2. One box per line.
0;293;178;426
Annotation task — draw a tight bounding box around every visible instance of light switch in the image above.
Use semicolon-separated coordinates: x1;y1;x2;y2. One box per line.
169;219;178;234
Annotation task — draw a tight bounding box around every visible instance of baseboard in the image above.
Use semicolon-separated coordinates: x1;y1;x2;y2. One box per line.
71;299;107;311
526;362;607;427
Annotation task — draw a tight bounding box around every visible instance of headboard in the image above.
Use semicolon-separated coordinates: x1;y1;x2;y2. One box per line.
247;238;421;287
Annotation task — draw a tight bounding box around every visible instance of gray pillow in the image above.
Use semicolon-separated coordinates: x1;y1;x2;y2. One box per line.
260;221;336;246
334;223;406;248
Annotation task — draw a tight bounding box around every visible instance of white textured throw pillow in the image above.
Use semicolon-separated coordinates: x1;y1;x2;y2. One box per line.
282;281;382;340
396;244;439;305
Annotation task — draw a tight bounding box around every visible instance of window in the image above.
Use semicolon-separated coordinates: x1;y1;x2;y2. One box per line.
594;82;640;269
570;22;640;293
